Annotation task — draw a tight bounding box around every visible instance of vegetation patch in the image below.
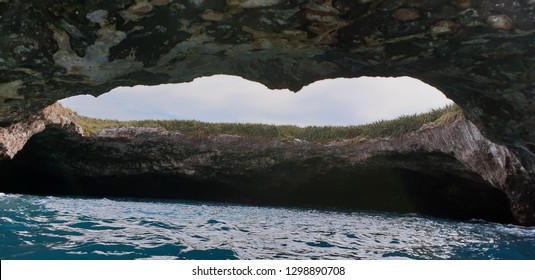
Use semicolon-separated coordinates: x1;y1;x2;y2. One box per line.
76;104;462;143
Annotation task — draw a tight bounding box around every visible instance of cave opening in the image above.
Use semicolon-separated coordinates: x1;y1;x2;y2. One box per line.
59;75;453;126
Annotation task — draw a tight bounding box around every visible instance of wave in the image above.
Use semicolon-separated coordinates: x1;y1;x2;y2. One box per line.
1;194;534;259
0;193;21;198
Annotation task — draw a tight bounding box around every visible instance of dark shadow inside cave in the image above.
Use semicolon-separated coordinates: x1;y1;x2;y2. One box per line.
0;125;514;224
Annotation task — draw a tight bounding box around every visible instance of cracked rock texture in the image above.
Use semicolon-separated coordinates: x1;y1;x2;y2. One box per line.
0;1;534;224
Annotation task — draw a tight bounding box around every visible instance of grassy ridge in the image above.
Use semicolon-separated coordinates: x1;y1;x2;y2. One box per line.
77;104;462;143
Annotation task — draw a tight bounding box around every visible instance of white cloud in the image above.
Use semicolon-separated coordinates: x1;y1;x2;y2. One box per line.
60;75;453;126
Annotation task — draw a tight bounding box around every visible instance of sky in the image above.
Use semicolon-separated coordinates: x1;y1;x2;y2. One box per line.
60;75;453;127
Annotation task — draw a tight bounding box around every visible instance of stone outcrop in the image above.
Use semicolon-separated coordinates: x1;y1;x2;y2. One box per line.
0;103;81;159
1;105;533;224
0;1;534;224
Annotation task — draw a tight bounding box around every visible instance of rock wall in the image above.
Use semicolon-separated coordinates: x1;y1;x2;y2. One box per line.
1;1;534;151
1;108;533;225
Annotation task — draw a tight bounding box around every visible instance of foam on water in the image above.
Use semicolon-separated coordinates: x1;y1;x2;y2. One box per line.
0;194;534;260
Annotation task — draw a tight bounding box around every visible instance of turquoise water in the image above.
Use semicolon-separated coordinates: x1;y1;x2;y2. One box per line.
0;193;534;260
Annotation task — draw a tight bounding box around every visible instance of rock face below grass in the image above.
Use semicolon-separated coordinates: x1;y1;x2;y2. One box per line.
1;106;533;225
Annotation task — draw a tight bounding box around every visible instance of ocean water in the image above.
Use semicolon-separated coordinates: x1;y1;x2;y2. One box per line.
0;193;534;260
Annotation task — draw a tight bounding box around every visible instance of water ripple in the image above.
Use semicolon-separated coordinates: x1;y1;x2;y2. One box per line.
0;194;534;259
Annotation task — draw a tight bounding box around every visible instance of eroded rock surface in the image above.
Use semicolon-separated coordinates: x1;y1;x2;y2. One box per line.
0;1;534;151
1;107;533;225
0;103;81;159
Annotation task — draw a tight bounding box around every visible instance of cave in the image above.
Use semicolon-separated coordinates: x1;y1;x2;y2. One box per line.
0;0;534;225
0;124;517;224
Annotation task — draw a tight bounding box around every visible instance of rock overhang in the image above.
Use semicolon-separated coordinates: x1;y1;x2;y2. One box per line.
1;0;534;150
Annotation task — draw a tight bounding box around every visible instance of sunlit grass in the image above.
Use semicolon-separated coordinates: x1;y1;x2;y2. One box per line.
76;104;462;143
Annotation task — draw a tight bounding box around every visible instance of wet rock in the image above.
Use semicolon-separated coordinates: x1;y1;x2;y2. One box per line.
226;0;285;8
392;8;420;21
430;20;461;35
86;10;109;26
486;15;513;30
453;0;471;10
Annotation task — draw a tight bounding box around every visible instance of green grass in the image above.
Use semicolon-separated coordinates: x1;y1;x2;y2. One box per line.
76;104;462;143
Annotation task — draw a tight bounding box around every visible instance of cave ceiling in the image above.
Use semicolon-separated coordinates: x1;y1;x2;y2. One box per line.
0;0;534;150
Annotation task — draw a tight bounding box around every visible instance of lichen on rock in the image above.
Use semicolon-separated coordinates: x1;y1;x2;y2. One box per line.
50;21;142;82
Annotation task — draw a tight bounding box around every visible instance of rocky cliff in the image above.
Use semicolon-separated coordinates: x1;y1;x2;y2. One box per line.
1;104;533;225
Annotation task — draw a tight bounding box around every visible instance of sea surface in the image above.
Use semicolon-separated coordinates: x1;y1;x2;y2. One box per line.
0;193;534;260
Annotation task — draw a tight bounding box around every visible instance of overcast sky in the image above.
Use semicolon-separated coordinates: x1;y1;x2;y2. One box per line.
60;75;453;126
